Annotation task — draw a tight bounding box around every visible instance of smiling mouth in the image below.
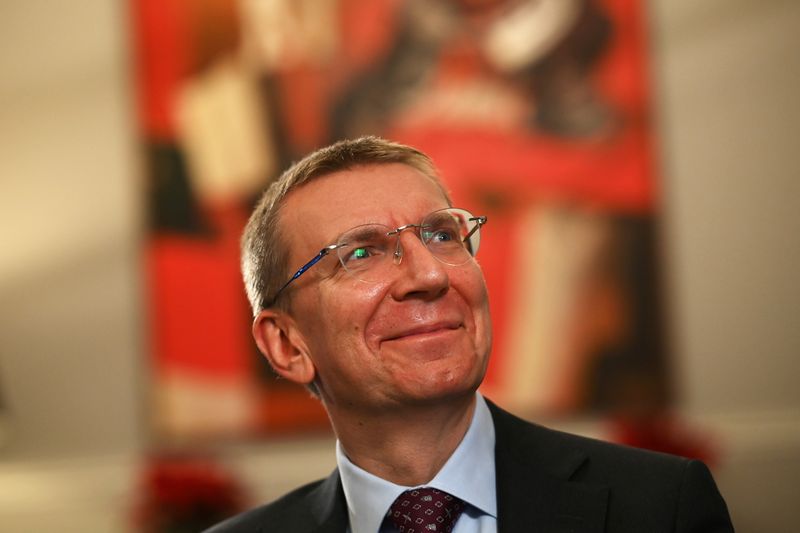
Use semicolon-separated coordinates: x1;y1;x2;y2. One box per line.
383;323;462;342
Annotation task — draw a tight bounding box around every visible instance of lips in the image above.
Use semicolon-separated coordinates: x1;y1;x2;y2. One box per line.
382;321;462;342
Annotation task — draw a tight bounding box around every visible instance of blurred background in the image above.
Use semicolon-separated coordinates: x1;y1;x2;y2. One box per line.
0;0;798;531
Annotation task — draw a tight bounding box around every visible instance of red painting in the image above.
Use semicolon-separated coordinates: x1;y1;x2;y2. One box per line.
132;0;668;439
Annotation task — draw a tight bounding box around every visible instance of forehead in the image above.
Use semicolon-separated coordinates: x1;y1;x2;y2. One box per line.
280;163;450;251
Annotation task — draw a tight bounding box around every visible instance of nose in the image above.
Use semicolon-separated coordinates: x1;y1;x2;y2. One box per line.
388;230;450;301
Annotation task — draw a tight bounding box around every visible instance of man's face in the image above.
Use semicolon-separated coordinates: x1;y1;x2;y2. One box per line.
278;163;492;413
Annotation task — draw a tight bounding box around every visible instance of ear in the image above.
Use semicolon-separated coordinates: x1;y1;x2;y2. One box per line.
252;309;316;386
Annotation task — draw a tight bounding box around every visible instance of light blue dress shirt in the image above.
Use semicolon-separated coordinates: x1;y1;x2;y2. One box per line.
337;393;498;533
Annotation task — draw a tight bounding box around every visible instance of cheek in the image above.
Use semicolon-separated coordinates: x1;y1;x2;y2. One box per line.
458;266;491;313
342;279;388;307
457;268;493;353
320;280;389;345
334;279;388;330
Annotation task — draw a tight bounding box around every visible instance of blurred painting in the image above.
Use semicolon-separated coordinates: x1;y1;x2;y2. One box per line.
132;0;667;439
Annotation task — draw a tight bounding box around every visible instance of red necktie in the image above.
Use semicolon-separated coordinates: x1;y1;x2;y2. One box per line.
383;487;465;532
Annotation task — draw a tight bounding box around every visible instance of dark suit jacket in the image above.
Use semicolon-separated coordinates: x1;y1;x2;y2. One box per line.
206;400;734;532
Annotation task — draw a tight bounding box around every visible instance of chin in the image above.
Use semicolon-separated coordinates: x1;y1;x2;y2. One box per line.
402;364;484;403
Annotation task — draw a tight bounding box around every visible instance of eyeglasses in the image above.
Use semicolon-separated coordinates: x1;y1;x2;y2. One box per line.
266;207;487;307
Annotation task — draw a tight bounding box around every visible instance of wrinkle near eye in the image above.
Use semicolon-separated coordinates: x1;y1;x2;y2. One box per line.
317;256;346;281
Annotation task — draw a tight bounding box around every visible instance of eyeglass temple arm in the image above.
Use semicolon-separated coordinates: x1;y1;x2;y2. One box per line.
463;216;487;243
268;244;340;306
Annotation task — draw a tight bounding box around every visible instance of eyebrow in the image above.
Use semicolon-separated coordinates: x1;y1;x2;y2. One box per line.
340;225;390;244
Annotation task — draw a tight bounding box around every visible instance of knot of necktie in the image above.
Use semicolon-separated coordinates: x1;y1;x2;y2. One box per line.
383;487;465;532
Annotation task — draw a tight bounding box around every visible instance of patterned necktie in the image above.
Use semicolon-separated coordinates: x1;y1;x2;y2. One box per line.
383;487;465;532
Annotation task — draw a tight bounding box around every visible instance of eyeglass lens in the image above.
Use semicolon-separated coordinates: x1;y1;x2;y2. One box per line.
334;208;482;283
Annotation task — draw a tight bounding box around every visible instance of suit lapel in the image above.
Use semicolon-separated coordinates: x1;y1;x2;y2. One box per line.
489;401;609;533
304;470;349;533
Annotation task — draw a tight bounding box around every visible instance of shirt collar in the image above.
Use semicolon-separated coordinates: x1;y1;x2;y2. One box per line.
336;393;497;533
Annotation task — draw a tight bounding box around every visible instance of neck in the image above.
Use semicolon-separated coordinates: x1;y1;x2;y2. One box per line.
329;394;477;487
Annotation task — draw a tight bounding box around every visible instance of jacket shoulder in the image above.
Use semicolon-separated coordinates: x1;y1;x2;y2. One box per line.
561;432;732;532
489;397;694;478
488;400;733;531
203;475;339;533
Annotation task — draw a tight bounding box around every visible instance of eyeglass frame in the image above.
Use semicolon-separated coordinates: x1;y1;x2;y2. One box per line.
264;209;487;308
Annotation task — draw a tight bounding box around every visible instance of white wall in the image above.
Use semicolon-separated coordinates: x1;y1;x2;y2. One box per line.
0;0;798;531
654;0;800;416
651;0;800;530
0;0;143;458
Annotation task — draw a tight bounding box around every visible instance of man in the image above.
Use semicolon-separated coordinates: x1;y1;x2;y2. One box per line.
208;137;733;532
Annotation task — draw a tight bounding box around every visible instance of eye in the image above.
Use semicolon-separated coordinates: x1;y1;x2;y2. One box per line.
434;229;454;242
349;246;372;261
423;226;459;245
341;243;385;267
335;223;393;273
